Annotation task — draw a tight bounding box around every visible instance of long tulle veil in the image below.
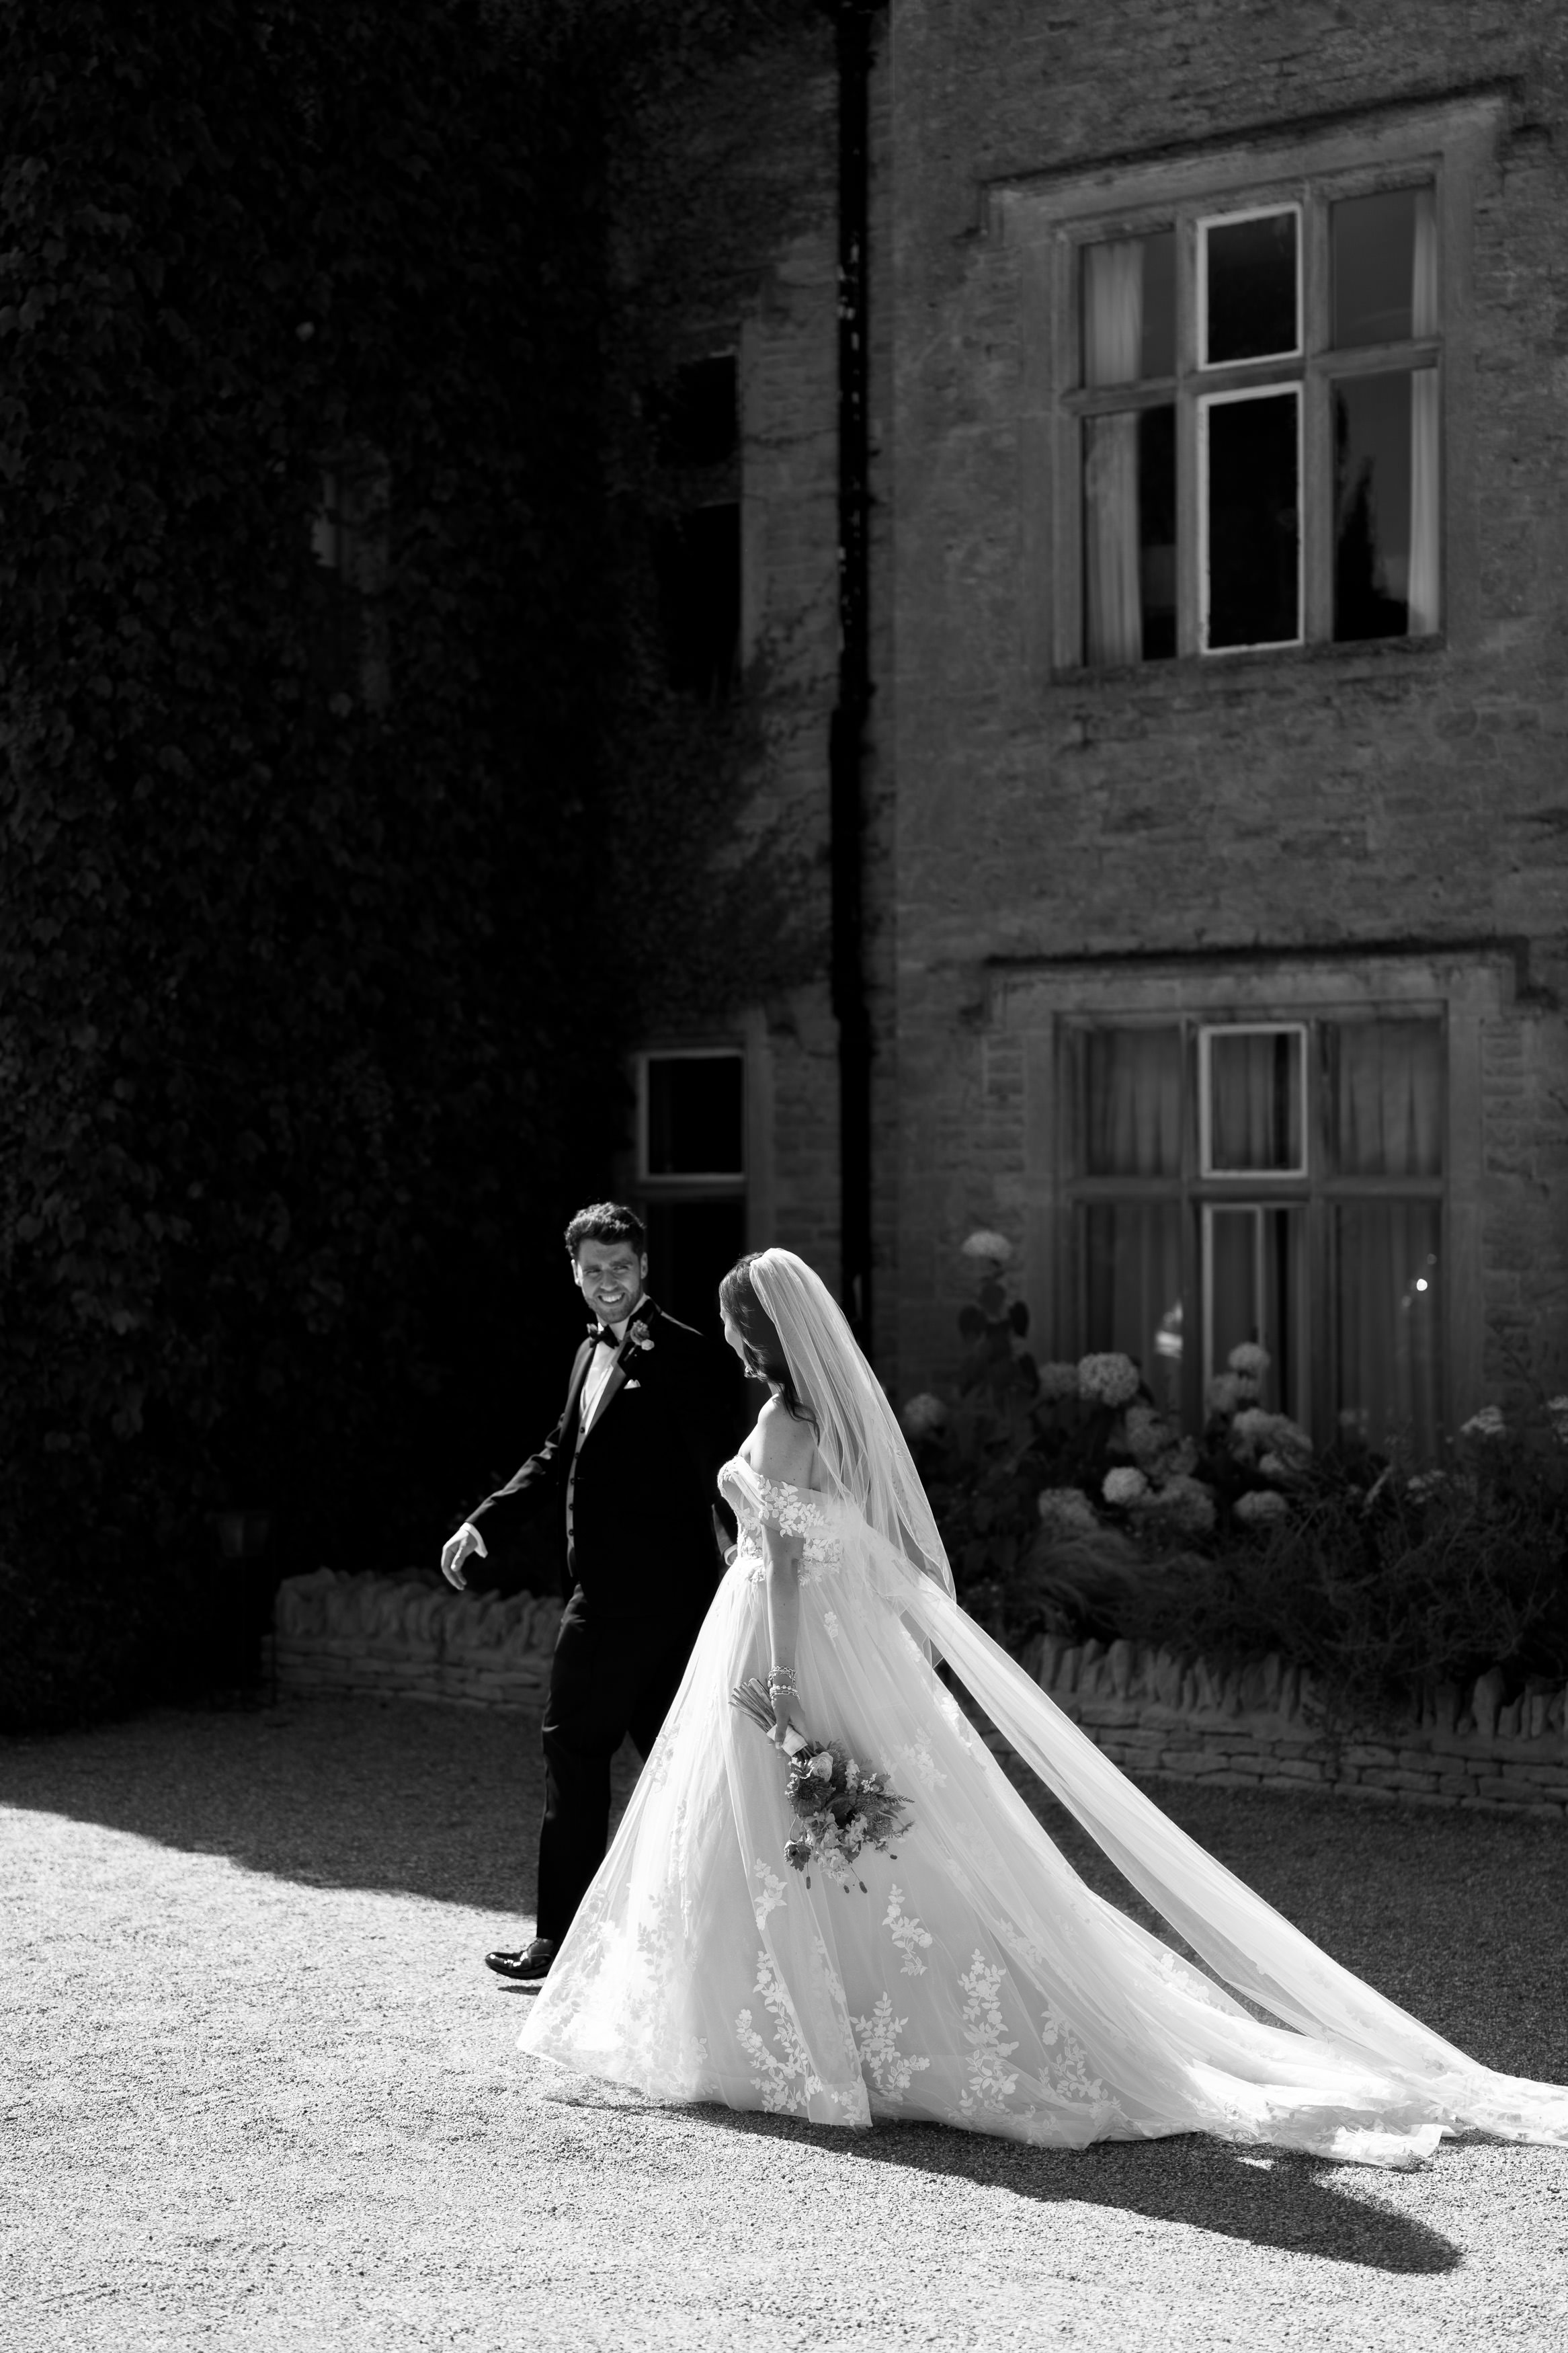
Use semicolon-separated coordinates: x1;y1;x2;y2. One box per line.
749;1246;1568;2145
748;1249;955;1601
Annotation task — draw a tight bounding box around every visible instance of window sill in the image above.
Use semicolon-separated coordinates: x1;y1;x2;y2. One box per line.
1050;631;1446;698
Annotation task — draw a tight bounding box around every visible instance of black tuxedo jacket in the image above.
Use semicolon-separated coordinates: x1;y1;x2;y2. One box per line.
466;1298;741;1619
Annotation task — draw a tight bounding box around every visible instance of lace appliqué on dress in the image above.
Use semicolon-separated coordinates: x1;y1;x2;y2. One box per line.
884;1887;934;1977
1037;1997;1112;2112
735;1948;823;2115
1154;1946;1241;2014
729;1471;844;1588
898;1736;948;1794
852;1995;931;2102
750;1474;825;1538
933;1683;985;1755
751;1858;789;1929
570;1884;709;2102
957;1952;1023;2120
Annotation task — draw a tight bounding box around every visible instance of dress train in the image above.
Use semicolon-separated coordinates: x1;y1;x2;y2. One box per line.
519;1460;1568;2167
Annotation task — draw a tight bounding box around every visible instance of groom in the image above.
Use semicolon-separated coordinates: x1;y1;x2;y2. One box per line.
442;1202;740;1980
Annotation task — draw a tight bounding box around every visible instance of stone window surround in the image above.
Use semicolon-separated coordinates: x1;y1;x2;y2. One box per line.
993;945;1515;1433
990;91;1505;687
621;1010;776;1255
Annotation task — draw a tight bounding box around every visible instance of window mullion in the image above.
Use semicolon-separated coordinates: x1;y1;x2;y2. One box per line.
1064;381;1178;418
1177;386;1200;657
1175;212;1201;657
1310;335;1441;380
1305;1020;1327;1440
1303;376;1333;644
1302;198;1331;643
1055;229;1085;670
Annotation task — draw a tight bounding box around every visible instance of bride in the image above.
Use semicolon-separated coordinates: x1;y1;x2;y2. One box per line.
520;1248;1568;2166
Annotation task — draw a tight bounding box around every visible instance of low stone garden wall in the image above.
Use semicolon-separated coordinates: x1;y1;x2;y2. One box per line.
1017;1633;1568;1820
273;1568;563;1711
272;1573;1567;1820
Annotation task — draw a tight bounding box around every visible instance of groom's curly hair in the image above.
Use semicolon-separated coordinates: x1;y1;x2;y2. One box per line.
719;1255;816;1428
564;1201;647;1259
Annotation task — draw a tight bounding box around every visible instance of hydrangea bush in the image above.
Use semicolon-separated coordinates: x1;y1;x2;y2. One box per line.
903;1236;1568;1720
903;1232;1316;1634
1117;1394;1568;1731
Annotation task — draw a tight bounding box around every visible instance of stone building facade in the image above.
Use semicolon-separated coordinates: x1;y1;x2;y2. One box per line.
602;11;850;1326
628;1;1568;1444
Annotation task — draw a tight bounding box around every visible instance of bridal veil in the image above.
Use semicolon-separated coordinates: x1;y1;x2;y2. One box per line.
751;1247;1568;2146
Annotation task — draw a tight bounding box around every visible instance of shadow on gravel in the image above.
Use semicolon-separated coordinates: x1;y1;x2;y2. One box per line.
659;2100;1464;2274
0;1699;566;1915
9;1698;1565;2124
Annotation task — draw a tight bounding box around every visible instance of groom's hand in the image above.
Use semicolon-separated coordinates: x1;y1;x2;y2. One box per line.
440;1522;487;1590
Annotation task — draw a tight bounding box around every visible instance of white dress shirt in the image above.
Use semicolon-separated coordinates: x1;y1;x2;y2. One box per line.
577;1293;647;1439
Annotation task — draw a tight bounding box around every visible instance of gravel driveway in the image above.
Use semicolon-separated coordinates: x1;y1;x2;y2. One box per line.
3;1694;1566;2352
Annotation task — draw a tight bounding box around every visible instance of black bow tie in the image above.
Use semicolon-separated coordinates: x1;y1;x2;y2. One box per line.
590;1326;621;1349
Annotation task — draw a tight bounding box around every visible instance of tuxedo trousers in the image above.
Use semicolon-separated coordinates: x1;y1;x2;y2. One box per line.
536;1583;709;1945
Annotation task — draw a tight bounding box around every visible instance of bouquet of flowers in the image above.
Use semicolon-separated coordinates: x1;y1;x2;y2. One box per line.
730;1677;913;1892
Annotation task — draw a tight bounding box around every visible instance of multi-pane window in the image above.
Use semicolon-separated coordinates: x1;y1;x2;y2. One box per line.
1070;178;1440;664
637;1049;747;1330
1065;1016;1444;1451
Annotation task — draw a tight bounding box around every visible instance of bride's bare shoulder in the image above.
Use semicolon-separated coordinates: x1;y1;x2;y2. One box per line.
751;1396;820;1490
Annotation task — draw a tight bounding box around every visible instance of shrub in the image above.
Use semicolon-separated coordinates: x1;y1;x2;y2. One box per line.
909;1246;1568;1724
1105;1451;1568;1730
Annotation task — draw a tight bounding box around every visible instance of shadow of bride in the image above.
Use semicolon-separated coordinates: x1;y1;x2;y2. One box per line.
841;2116;1462;2273
539;2083;1461;2273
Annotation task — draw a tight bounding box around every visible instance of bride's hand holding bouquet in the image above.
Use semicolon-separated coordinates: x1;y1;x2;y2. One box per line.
768;1664;805;1752
729;1675;913;1890
731;1672;810;1756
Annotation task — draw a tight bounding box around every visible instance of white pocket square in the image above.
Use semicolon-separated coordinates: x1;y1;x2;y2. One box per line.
622;1378;641;1392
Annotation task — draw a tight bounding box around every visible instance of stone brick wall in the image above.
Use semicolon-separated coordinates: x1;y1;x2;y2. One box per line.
271;1572;1567;1824
273;1570;563;1712
883;1;1568;1402
737;17;904;1308
606;19;853;1300
1012;1632;1568;1819
598;7;1568;1403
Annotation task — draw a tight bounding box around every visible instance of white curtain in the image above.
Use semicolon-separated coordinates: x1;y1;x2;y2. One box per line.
1333;1021;1442;1453
1086;1203;1185;1412
1335;1021;1442;1177
1083;240;1143;665
1085;1027;1182;1175
1083;1028;1184;1406
1407;188;1440;633
1207;1030;1302;1172
1337;1203;1442;1456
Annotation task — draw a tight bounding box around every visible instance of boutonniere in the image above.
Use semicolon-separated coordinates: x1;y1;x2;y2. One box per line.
627;1319;655;1352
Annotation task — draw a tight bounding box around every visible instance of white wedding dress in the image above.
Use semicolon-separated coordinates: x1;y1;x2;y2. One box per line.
520;1455;1568;2167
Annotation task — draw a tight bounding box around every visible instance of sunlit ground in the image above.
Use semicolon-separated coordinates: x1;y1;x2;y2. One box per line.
3;1696;1565;2352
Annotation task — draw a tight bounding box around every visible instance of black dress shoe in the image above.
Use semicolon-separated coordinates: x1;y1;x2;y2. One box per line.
485;1938;556;1981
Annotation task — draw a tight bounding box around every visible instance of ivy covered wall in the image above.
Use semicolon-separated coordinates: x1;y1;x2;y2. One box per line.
0;0;802;1724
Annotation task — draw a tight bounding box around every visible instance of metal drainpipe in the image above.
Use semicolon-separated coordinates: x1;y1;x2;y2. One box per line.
825;0;875;1350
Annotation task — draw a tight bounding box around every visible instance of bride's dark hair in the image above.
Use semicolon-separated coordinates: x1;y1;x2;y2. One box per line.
720;1254;817;1427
